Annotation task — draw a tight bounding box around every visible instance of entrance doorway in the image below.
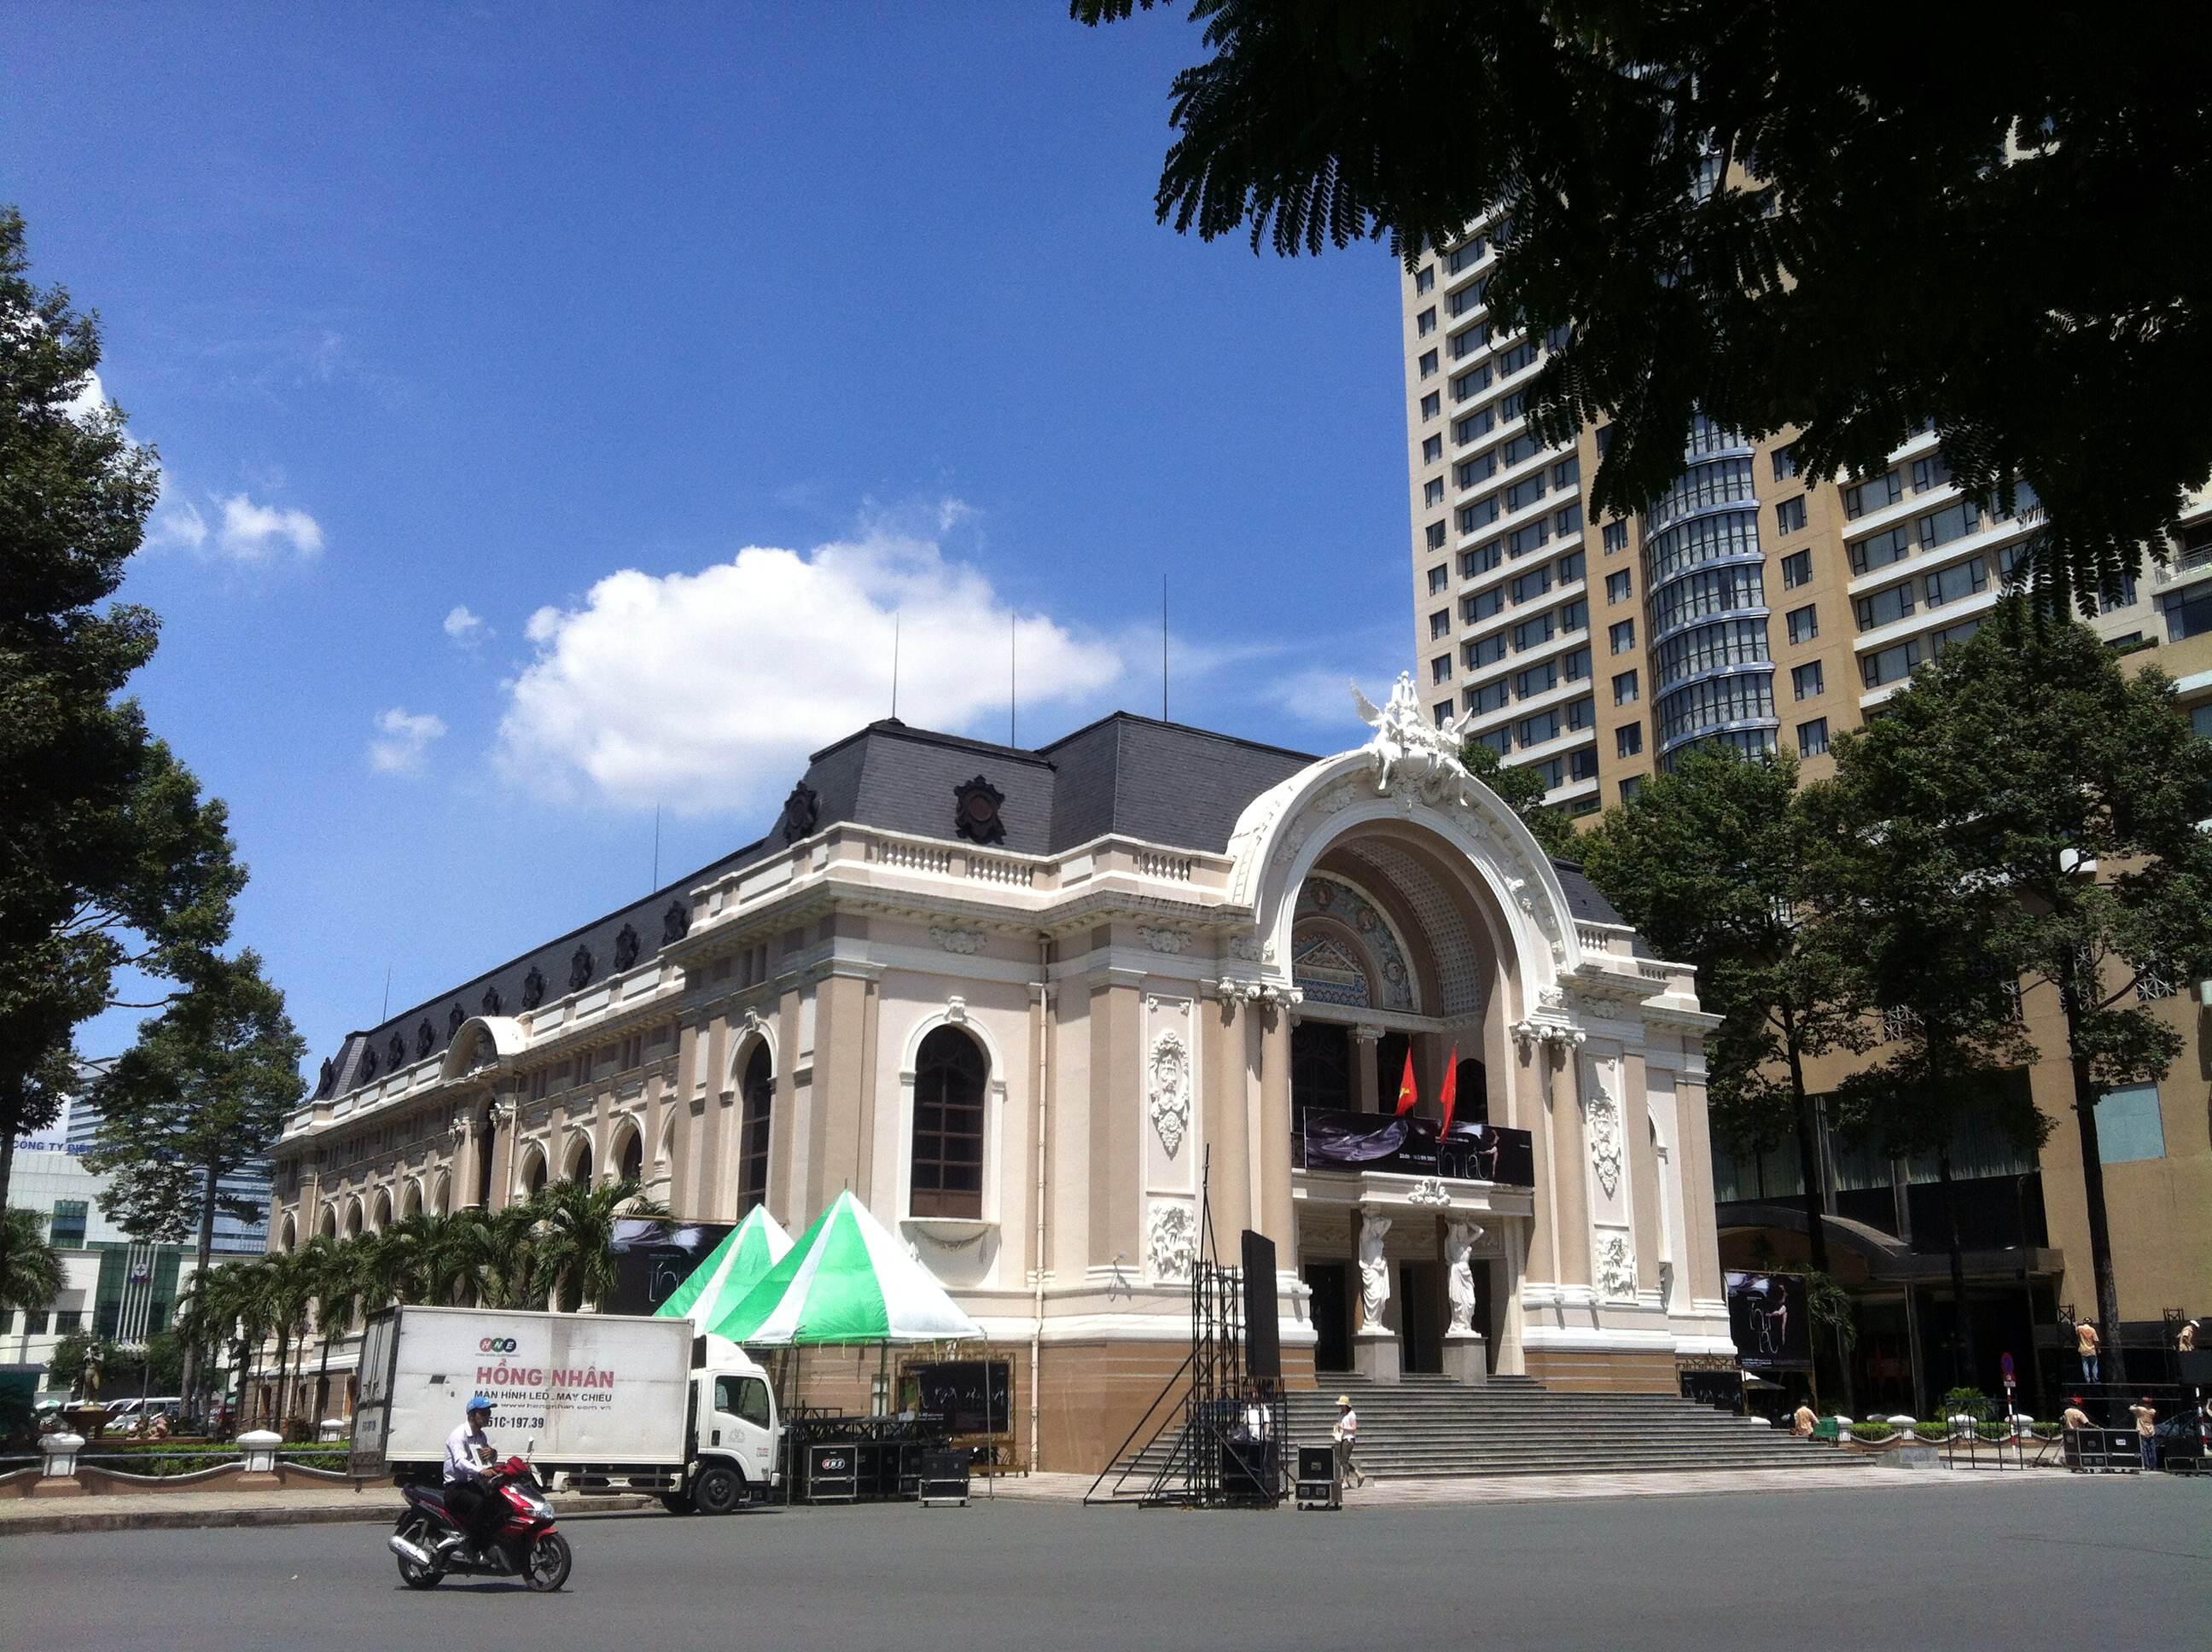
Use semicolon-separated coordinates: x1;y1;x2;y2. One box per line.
1306;1262;1352;1372
1399;1261;1444;1375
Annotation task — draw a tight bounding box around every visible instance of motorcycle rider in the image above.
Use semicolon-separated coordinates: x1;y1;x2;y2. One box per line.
439;1395;504;1556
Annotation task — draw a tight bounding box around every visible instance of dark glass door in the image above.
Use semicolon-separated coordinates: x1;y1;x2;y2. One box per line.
1306;1262;1351;1372
1400;1261;1443;1374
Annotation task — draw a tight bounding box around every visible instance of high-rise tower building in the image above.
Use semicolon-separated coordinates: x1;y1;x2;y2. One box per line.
1397;216;2145;810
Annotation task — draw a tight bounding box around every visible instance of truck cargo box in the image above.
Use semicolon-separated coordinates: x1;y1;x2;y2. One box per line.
352;1305;692;1475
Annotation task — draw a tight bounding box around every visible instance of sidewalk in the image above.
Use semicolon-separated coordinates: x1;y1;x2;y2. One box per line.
0;1485;657;1538
998;1463;2078;1506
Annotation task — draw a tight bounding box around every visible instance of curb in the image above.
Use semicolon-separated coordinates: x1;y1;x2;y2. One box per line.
0;1492;660;1539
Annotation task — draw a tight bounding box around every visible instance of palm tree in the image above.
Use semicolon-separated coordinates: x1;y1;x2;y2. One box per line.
264;1248;319;1430
415;1208;495;1306
483;1199;549;1311
0;1208;63;1312
532;1178;664;1312
299;1236;367;1422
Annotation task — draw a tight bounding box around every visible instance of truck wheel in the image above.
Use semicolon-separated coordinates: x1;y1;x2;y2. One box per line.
692;1463;744;1515
658;1492;696;1515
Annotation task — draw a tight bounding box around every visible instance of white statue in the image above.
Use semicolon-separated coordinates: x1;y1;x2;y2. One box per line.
1352;672;1476;800
1445;1219;1485;1335
1357;1211;1393;1332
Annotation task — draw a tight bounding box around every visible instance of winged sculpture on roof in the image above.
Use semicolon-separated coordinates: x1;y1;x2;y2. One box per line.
1352;671;1479;800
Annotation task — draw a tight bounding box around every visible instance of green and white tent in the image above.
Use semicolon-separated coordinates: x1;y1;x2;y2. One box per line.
655;1207;794;1329
707;1190;982;1346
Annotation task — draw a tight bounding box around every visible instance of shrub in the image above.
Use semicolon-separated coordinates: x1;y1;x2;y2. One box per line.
1912;1422;1950;1442
2030;1422;2063;1440
1849;1422;1899;1442
1940;1387;1993;1422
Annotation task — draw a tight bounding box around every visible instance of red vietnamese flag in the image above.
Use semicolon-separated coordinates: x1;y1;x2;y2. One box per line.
1393;1048;1419;1115
1438;1045;1461;1137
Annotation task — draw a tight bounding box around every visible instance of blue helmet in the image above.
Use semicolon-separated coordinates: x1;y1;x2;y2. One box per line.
467;1394;494;1414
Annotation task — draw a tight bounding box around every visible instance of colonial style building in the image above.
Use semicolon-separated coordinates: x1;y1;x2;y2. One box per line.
269;685;1726;1469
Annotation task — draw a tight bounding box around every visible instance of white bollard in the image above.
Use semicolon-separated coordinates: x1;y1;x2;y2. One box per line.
38;1432;86;1478
237;1429;282;1475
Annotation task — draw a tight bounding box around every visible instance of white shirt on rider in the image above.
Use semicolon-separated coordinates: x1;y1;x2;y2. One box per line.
443;1422;493;1485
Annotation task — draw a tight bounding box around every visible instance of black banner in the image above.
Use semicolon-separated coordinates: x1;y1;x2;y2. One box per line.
906;1360;1012;1435
1726;1271;1812;1370
1300;1110;1534;1188
602;1218;736;1317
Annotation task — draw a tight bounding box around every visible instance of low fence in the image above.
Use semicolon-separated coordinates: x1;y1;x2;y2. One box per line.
0;1433;363;1500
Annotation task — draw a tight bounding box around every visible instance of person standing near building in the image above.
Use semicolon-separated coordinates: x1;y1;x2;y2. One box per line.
2061;1398;2093;1469
1331;1395;1365;1493
2075;1319;2101;1385
1791;1401;1819;1437
2128;1397;2158;1472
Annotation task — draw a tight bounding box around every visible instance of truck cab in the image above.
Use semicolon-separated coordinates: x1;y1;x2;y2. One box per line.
677;1335;780;1515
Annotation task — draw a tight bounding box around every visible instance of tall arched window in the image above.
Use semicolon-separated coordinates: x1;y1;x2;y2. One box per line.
911;1027;987;1219
618;1127;643;1188
737;1043;773;1216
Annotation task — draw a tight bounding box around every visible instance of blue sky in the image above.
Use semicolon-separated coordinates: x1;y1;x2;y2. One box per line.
3;3;1413;1074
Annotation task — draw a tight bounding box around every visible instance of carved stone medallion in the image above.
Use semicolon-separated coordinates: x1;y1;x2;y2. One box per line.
953;775;1006;846
1148;1029;1191;1157
779;781;821;844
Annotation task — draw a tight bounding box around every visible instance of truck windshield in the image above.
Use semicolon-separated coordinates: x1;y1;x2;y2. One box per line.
715;1375;772;1429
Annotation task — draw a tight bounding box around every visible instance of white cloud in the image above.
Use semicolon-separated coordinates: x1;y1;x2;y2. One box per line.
213;493;323;561
443;605;486;643
496;525;1125;812
146;496;209;550
369;707;448;775
143;480;323;563
61;369;107;422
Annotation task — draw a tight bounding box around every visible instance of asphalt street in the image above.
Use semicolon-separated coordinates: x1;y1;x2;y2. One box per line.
3;1477;2205;1652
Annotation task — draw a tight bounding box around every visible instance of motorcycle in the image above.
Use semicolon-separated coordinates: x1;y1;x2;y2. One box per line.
387;1456;573;1591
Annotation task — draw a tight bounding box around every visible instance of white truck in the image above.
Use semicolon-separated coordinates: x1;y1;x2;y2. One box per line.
351;1305;781;1515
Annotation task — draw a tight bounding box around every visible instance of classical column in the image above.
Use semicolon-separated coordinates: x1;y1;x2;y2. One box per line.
485;1098;518;1211
1549;1040;1594;1296
1351;1206;1400;1384
1495;1219;1528;1376
1254;1005;1295;1252
1352;1024;1382;1112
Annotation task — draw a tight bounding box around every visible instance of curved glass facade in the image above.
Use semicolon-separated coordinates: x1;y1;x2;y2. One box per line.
1644;425;1780;766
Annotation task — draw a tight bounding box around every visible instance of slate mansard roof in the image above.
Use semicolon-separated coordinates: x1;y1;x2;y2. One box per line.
311;712;1632;1098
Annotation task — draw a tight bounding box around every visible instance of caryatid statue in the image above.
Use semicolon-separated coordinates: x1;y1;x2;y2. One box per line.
1357;1210;1393;1332
1446;1219;1486;1335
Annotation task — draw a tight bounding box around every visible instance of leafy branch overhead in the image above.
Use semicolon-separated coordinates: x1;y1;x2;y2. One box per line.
1077;2;2212;607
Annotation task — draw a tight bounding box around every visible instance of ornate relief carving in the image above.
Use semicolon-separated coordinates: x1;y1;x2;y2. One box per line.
1137;926;1190;955
481;985;504;1017
953;775;1006;845
1147;1202;1196;1283
613;923;642;972
447;1003;465;1039
1406;1177;1452;1207
1227;933;1265;963
415;1020;436;1060
1597;1231;1637;1300
521;967;547;1010
778;782;820;844
930;924;986;955
569;944;596;992
1147;1029;1191;1157
944;995;969;1025
1292;875;1416;1011
661;899;690;945
1586;1081;1624;1199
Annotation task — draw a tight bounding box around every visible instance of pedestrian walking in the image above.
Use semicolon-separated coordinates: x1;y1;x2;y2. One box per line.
1331;1394;1365;1492
2128;1397;2158;1472
1790;1401;1819;1437
2075;1319;2101;1384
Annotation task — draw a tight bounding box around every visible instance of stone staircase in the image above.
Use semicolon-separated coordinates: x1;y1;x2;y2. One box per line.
1099;1374;1858;1488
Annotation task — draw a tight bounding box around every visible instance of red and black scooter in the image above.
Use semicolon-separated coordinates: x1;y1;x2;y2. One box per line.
389;1457;573;1591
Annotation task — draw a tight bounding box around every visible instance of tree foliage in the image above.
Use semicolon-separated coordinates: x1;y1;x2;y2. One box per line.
84;952;306;1257
1461;736;1579;859
1577;748;1868;1283
1831;600;2212;1382
0;206;243;1209
0;1207;63;1312
1076;2;2212;605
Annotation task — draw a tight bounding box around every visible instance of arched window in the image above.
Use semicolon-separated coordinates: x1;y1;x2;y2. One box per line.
737;1043;772;1216
475;1102;496;1209
1290;1021;1352;1137
618;1127;643;1188
568;1139;593;1186
521;1148;548;1198
911;1027;987;1219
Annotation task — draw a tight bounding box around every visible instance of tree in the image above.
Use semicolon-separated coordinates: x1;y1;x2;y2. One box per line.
1831;600;2212;1386
0;1207;63;1313
531;1178;663;1312
84;951;305;1411
1578;747;1870;1399
1461;737;1579;859
300;1235;365;1423
1814;772;2045;1398
1076;3;2212;607
0;205;244;1212
45;1328;107;1397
